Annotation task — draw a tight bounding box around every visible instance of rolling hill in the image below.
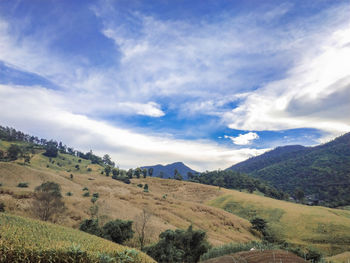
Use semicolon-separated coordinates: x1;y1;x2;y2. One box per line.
0;212;154;263
142;161;198;179
1;133;350;259
227;132;350;207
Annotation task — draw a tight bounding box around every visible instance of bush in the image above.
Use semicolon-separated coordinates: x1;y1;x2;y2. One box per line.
92;193;99;198
66;192;73;196
102;219;134;244
0;183;2;187
79;219;103;237
0;202;5;212
145;225;210;263
143;184;149;192
17;182;29;188
83;187;89;191
83;192;90;197
87;168;92;172
137;184;143;188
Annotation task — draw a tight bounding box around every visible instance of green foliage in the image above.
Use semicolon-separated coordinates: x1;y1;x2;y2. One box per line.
143;184;149;192
83;191;90;197
79;219;103;237
66;192;73;196
7;144;22;160
116;249;139;263
43;141;58;158
83;187;89;191
17;182;29;188
137;184;143;188
145;225;210;263
229;133;350;207
250;217;267;233
0;202;5;212
102;219;134;245
87;167;92;172
191;170;287;200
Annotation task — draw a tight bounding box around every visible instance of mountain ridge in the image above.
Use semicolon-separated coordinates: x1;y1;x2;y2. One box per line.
227;132;350;206
142;161;198;180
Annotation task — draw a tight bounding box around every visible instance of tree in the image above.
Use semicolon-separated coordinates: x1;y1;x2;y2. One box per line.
148;168;153;177
295;189;305;202
112;168;119;177
103;154;113;166
250;217;267;234
104;166;111;176
142;168;147;178
32;181;66;222
102;219;134;244
134;209;152;250
127;168;134;179
134;168;141;179
43;141;58;158
145;225;210;263
0;150;4;160
7;144;21;160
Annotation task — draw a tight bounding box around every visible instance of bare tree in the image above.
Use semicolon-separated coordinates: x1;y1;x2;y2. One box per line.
32;181;66;222
134;209;152;250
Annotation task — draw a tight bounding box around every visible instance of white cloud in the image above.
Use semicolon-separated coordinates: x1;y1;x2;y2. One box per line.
0;84;267;170
224;132;259;145
225;20;350;137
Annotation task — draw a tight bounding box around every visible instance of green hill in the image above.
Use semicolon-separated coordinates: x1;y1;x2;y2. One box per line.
227;133;350;207
0;213;154;263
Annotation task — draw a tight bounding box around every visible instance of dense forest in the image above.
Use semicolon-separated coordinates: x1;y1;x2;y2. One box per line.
228;133;350;207
189;170;288;200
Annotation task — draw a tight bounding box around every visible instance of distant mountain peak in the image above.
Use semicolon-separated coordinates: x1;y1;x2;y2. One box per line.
142;162;197;180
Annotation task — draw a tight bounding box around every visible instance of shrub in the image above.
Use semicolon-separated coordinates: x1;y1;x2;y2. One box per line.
0;183;2;187
83;192;90;197
17;182;29;188
0;202;5;212
87;168;92;172
102;219;134;244
143;184;149;192
79;219;103;237
137;184;143;188
66;192;73;196
82;187;89;191
146;225;210;263
92;193;99;198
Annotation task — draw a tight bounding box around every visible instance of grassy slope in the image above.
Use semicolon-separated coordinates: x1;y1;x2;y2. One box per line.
0;213;154;263
1;144;350;255
209;189;350;255
326;252;350;263
0;151;256;247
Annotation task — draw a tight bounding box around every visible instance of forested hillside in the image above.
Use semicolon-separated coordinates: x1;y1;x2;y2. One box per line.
228;133;350;207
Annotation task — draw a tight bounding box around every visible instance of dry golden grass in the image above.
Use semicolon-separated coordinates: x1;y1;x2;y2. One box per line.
2;150;350;256
326;252;350;263
209;189;350;255
0;157;256;247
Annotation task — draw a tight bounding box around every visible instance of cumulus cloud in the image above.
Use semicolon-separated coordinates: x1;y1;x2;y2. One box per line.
224;132;259;145
0;84;266;170
224;18;350;137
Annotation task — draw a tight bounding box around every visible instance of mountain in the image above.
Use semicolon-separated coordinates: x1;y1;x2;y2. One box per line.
227;133;350;207
142;162;198;180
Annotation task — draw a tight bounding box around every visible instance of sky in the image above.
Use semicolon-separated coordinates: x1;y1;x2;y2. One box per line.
0;0;350;171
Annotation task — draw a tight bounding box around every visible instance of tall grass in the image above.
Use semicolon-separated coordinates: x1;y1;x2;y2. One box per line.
0;213;154;263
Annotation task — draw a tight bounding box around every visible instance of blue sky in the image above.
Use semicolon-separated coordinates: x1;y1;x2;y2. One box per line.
0;0;350;170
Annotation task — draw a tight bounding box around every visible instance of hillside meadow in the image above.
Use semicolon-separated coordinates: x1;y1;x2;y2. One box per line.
0;148;350;258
